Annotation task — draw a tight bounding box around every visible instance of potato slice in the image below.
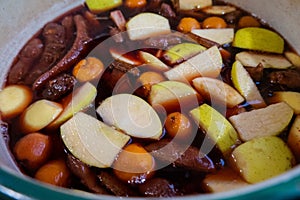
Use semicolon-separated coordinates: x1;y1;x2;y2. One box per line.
60;112;130;168
236;51;292;69
0;85;32;119
231;136;295;183
229;102;294;141
268;91;300;114
20;100;63;134
192;77;244;108
97;94;163;140
202;167;249;193
126;13;171;40
287;115;300;161
190;104;239;156
164;46;223;83
191;28;234;45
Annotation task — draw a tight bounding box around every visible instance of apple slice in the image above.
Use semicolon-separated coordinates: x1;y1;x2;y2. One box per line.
191;28;234;45
288;115;300;161
178;0;212;10
0;85;33;119
229;102;294;141
236;51;292;69
148;80;202;113
190;104;239;156
47;82;97;129
268;91;300;114
231;61;266;108
192;77;244;108
202;5;236;15
20;100;63;134
163;43;206;65
139;51;170;71
85;0;122;13
126;13;171;41
285;51;300;67
231;136;294;183
97;94;163;140
164;46;222;83
202;167;249;193
233;27;284;54
60;112;130;168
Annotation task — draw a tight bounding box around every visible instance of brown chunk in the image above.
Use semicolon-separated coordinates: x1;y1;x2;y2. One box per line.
138;178;178;197
268;69;300;90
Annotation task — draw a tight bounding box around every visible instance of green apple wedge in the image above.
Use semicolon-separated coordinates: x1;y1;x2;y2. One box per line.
191;28;234;45
85;0;122;13
268;91;300;114
164;46;223;83
231;136;295;184
47;82;97;129
148;80;202;113
97;94;163;140
229;102;294;141
287;115;300;161
139;51;170;71
233;27;284;54
231;61;266;108
190;103;239;156
126;13;171;41
60;112;130;168
192;77;244;108
163;43;206;65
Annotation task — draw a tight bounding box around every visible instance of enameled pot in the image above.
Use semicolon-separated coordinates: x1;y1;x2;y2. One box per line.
0;0;300;199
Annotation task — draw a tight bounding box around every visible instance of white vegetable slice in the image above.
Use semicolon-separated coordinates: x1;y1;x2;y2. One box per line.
191;28;234;45
202;5;236;15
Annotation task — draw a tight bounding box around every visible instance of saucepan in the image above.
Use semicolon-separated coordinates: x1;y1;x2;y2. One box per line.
0;0;300;199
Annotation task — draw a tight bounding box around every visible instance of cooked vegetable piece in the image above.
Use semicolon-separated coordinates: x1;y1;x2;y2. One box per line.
178;0;212;10
231;61;266;108
285;51;300;67
164;112;194;140
268;91;300;114
231;136;295;183
177;17;201;33
60;112;130;168
164;46;223;83
287;115;300;161
163;43;206;65
113;143;155;183
97;94;163;139
190;104;239;156
202;167;249;193
14;132;52;171
233;27;284;54
191;28;234;45
0;85;32;119
202;17;227;29
20;99;63;134
86;0;122;13
238;16;260;28
136;71;166;98
236;51;292;69
125;0;147;8
192;77;244;108
202;5;236;15
148;80;202;113
110;48;142;66
126;13;171;40
35;159;70;187
229;102;294;141
72;57;104;82
139;51;170;71
47;82;97;129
